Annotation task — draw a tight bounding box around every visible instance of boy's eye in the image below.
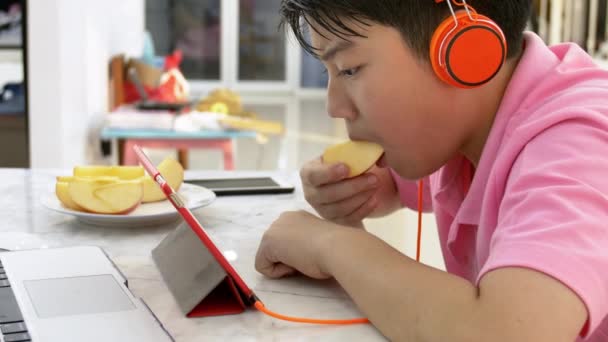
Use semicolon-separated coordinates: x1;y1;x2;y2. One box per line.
338;66;361;78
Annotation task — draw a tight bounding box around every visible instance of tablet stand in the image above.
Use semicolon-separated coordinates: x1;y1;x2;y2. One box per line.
152;222;248;317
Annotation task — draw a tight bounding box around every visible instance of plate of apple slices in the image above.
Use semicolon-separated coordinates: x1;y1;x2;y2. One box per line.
41;158;216;227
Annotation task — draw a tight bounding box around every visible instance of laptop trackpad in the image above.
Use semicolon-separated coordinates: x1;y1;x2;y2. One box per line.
24;275;135;318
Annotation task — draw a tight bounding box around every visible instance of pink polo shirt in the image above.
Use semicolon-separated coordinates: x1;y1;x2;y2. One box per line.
391;32;608;340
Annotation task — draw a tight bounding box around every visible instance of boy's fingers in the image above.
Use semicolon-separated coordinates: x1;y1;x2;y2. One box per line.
303;173;377;207
317;189;376;221
301;157;349;187
260;262;297;279
342;195;379;224
255;241;292;279
315;174;378;205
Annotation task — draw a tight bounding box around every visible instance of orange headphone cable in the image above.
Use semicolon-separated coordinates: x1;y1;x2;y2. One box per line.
254;301;370;325
254;179;425;325
416;179;423;262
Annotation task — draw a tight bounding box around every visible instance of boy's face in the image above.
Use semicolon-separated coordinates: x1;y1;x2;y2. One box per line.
311;21;480;179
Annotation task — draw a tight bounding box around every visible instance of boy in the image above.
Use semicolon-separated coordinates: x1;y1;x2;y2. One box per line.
255;1;608;340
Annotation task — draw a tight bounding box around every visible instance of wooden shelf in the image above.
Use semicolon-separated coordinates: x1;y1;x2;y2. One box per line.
0;113;26;127
0;114;28;167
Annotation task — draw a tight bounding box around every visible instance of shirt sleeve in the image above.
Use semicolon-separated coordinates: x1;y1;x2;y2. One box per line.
389;168;433;212
477;118;608;338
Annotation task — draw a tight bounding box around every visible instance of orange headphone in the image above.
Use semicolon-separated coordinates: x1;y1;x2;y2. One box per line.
430;0;507;88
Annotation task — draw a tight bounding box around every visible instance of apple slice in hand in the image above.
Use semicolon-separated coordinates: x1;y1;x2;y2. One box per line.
68;178;143;214
141;157;184;203
323;141;384;178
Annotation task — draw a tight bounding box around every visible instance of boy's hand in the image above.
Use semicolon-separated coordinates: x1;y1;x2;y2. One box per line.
300;157;398;227
255;210;341;279
300;157;379;226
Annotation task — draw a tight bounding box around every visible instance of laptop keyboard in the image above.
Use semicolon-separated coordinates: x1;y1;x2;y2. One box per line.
0;260;31;342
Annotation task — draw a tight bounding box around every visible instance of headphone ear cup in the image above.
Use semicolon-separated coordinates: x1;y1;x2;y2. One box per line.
430;11;507;88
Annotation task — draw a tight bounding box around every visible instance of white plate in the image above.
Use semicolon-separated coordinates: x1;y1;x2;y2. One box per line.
41;183;216;227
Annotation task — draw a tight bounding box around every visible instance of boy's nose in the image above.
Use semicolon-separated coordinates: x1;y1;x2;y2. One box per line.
326;80;357;120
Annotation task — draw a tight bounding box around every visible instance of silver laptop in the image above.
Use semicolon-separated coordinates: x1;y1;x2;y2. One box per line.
0;246;173;342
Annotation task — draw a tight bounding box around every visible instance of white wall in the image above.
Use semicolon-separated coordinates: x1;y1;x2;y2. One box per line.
27;0;144;168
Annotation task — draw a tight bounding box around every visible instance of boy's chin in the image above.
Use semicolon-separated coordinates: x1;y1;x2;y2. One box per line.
389;161;429;181
375;153;426;180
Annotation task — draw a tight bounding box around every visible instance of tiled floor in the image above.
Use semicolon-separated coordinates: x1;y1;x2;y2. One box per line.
143;96;446;270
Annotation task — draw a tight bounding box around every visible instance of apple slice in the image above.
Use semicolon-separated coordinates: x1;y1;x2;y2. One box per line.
141;158;184;203
55;176;83;211
73;166;114;178
69;178;143;214
73;166;145;180
55;175;116;211
57;176;75;182
323;141;384;178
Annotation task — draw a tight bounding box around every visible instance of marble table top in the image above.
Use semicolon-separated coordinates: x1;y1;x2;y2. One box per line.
0;169;385;341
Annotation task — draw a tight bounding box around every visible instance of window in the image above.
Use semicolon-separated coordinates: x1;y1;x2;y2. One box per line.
300;50;327;88
146;0;313;92
146;0;222;80
238;1;285;81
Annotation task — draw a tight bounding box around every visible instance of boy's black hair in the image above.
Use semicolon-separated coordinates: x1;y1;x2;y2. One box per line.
280;0;532;60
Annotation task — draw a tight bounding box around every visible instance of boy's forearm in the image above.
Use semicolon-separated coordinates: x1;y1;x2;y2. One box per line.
320;227;483;342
